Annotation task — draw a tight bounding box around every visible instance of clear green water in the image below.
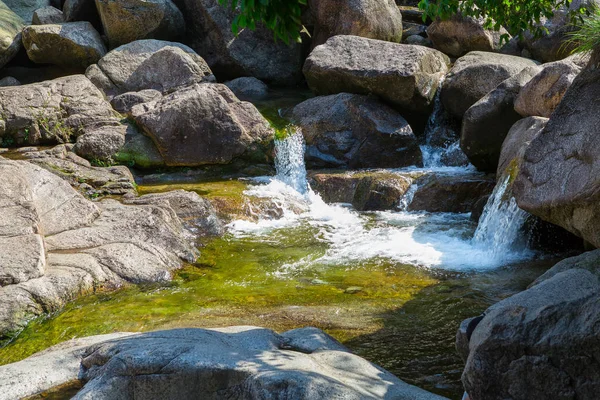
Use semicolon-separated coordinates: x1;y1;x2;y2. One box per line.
0;179;559;399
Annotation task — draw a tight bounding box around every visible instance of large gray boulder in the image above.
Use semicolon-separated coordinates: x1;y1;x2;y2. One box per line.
460;66;541;172
0;327;446;400
22;22;106;68
308;0;403;47
95;0;185;48
131;83;274;167
0;157;220;338
303;35;450;115
86;39;214;98
177;0;304;85
289;93;422;169
497;116;548;178
441;51;539;118
0;75;122;147
0;1;24;69
514;55;584;118
224;77;269;101
513;54;600;247
3;0;49;22
31;5;63;24
63;0;101;29
460;251;600;400
427;13;508;57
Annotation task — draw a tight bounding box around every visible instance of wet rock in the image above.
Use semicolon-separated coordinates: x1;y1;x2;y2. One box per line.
461;255;600;400
224;77;268;101
3;0;49;22
110;89;162;114
177;0;304;85
22;22;106;69
303;35;450;115
131;83;273;167
0;75;122;147
427;13;508;57
32;5;63;24
19;144;137;197
87;39;214;98
290;93;422;169
114;127;165;168
0;157;212;338
441;51;539;118
408;173;495;213
0;327;445;400
308;0;403;47
0;76;20;86
460;66;541;172
513;53;600;248
344;286;364;294
0;1;24;69
95;0;184;48
514;55;583;118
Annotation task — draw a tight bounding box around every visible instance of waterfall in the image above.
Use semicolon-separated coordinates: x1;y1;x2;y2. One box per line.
274;128;309;195
472;176;530;259
398;183;418;211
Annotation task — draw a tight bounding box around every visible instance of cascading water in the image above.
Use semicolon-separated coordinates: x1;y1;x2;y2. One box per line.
274;128;309;195
472;175;532;260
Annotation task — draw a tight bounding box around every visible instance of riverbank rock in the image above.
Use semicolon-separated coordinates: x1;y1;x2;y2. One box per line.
497;116;548;178
224;77;269;101
0;1;24;69
290;93;422;169
86;39;214;98
0;157;222;339
95;0;184;48
460;66;541;172
0;75;122;148
460;251;600;399
131;83;274;167
441;51;539;118
303;35;450;116
309;0;403;47
32;6;63;24
22;22;106;68
113;127;165;168
3;0;49;22
0;327;446;400
514;56;583;118
513;56;600;248
177;0;303;85
0;76;19;86
64;0;101;29
110;89;162;114
427;14;508;57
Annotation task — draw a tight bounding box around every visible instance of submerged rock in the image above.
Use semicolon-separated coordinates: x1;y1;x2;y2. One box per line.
513;53;600;248
0;157;221;339
441;51;539;118
309;0;403;47
177;0;304;85
87;39;214;98
0;1;24;69
131;83;274;167
460;251;600;399
95;0;185;48
22;22;106;69
303;35;450;115
290;93;422;169
0;327;446;400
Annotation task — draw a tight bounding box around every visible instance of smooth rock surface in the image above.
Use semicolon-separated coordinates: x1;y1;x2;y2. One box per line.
304;35;450;115
460;66;541;172
514;57;600;248
0;1;24;69
497;116;548;178
22;22;106;68
290;93;422;169
87;39;214;98
3;0;49;22
31;5;63;24
224;77;268;101
309;0;403;47
178;0;304;85
441;51;539;118
131;83;274;167
95;0;185;48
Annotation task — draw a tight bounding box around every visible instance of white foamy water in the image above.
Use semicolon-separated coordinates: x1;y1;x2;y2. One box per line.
227;131;535;273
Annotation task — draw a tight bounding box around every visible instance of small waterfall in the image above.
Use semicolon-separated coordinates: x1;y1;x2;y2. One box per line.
398;183;418;211
274;128;309;195
472;176;530;259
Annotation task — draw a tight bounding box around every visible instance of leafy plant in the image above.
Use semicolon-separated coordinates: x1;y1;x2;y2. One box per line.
568;6;600;53
218;0;307;43
418;0;590;43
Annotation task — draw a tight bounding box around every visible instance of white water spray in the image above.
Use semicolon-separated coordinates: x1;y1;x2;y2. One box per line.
274;129;309;194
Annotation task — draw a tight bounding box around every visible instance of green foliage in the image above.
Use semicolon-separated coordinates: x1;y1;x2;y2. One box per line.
418;0;590;42
569;7;600;53
218;0;306;43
